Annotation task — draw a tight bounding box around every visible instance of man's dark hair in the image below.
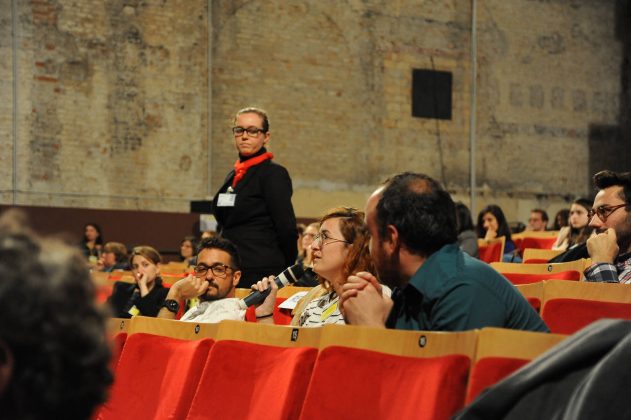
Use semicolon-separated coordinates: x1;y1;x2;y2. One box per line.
531;208;549;223
197;236;242;269
376;172;457;257
0;210;112;420
594;170;631;205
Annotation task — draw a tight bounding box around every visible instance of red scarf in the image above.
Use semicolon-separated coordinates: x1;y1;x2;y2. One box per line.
232;152;274;188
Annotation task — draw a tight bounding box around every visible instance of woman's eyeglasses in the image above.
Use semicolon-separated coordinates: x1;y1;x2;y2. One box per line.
232;126;265;137
312;232;350;247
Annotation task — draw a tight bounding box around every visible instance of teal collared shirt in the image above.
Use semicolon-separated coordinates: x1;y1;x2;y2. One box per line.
388;244;548;332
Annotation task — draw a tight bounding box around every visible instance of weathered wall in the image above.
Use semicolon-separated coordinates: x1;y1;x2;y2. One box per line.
0;0;623;225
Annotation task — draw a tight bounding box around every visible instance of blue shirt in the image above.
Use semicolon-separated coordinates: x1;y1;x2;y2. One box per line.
387;244;549;332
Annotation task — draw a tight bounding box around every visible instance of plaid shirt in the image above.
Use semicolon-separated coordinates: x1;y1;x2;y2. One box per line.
584;252;631;284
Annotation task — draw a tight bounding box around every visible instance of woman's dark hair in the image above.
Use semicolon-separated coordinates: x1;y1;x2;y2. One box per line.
455;202;475;234
568;198;594;248
476;204;512;241
553;208;570;230
83;223;103;245
317;207;374;290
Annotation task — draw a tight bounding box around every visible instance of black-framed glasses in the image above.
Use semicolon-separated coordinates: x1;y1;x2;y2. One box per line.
193;263;234;278
313;232;350;247
232;126;265;137
588;203;628;223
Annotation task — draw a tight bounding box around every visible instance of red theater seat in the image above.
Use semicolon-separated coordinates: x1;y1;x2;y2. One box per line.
186;340;318;420
465;357;529;403
96;333;213;420
478;237;506;264
502;270;580;285
299;346;470;420
542;298;631;335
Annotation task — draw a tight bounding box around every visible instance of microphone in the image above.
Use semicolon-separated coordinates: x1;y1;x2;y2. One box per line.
240;263;305;308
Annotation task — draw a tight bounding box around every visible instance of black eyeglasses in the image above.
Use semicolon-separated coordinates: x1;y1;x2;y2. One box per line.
232;126;265;137
313;232;350;247
193;263;234;278
588;204;628;223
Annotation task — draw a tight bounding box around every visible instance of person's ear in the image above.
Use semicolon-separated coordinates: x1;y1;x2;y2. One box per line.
263;131;271;147
232;270;242;287
0;339;14;396
383;224;400;254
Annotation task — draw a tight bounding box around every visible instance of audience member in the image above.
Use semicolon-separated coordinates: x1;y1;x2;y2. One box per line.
211;107;298;288
339;172;548;332
294;222;319;286
95;241;129;272
81;222;103;263
253;207;390;327
158;237;253;322
0;210;111;420
180;235;198;266
584;170;631;284
553;208;570;230
106;246;168;318
476;204;520;262
296;223;306;257
552;198;593;251
455;202;479;258
527;208;549;231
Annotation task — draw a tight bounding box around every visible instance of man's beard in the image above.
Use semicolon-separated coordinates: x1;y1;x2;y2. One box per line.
199;283;229;302
374;246;404;289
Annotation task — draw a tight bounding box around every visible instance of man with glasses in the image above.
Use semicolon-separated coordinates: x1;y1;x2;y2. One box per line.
158;237;251;322
584;170;631;284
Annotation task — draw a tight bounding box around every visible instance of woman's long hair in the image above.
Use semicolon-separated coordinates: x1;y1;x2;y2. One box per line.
476;204;512;241
568;198;594;248
317;207;375;290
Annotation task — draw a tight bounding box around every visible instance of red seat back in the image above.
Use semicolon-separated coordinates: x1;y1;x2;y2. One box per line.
479;241;503;264
502;270;580;285
245;297;294;325
110;332;127;370
519;237;557;253
97;333;213;420
465;357;529;403
299;346;470;420
542;298;631;334
187;340;317;420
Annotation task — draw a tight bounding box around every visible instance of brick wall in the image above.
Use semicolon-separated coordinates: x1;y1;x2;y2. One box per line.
0;0;623;225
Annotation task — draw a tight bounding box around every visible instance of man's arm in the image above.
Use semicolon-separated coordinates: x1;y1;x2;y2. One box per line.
157;275;209;319
340;272;392;328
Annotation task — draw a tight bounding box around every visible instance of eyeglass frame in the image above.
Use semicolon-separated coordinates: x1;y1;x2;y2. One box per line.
232;126;267;137
193;263;235;278
588;203;628;223
312;231;350;247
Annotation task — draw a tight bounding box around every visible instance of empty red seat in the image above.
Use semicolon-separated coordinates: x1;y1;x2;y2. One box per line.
96;333;213;420
542;298;631;334
299;346;470;420
502;270;580;285
187;340;318;420
465;357;530;403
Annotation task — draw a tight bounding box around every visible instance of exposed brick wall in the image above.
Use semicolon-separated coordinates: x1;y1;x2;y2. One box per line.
0;0;623;225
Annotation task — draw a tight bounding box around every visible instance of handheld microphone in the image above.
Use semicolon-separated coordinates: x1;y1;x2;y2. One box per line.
240;263;305;308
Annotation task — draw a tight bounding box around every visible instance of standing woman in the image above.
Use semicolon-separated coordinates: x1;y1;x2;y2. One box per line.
212;107;298;288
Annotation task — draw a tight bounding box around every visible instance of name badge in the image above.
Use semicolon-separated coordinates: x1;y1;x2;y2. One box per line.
217;193;236;207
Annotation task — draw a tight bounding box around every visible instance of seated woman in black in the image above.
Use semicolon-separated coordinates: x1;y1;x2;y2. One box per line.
477;204;520;262
107;245;169;318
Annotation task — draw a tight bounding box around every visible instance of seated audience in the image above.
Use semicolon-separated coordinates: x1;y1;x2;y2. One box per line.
80;222;103;263
476;204;520;262
253;207;390;327
158;236;254;322
0;210;111;419
527;208;549;231
584;170;631;284
455;202;479;258
106;246;169;318
295;222;319;286
552;198;593;251
180;235;198;266
340;172;548;332
95;241;129;272
553;208;570;230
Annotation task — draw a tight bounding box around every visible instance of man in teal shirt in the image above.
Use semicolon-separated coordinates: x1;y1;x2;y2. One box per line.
340;172;548;333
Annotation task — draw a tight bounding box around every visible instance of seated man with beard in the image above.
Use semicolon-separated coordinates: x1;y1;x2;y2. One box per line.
158;236;263;322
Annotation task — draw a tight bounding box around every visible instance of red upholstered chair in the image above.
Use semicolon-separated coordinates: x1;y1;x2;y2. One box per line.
478;237;505;264
519;236;557;252
186;340;318;420
501;270;580;285
110;332;127;370
244;297;293;324
491;260;587;285
540;281;631;334
464;328;566;404
96;333;213;420
299;346;470;420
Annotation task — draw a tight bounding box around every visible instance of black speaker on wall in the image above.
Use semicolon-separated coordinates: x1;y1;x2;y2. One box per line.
412;69;452;120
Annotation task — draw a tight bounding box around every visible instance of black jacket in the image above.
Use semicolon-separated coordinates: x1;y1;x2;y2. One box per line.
106;281;169;318
212;158;298;282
